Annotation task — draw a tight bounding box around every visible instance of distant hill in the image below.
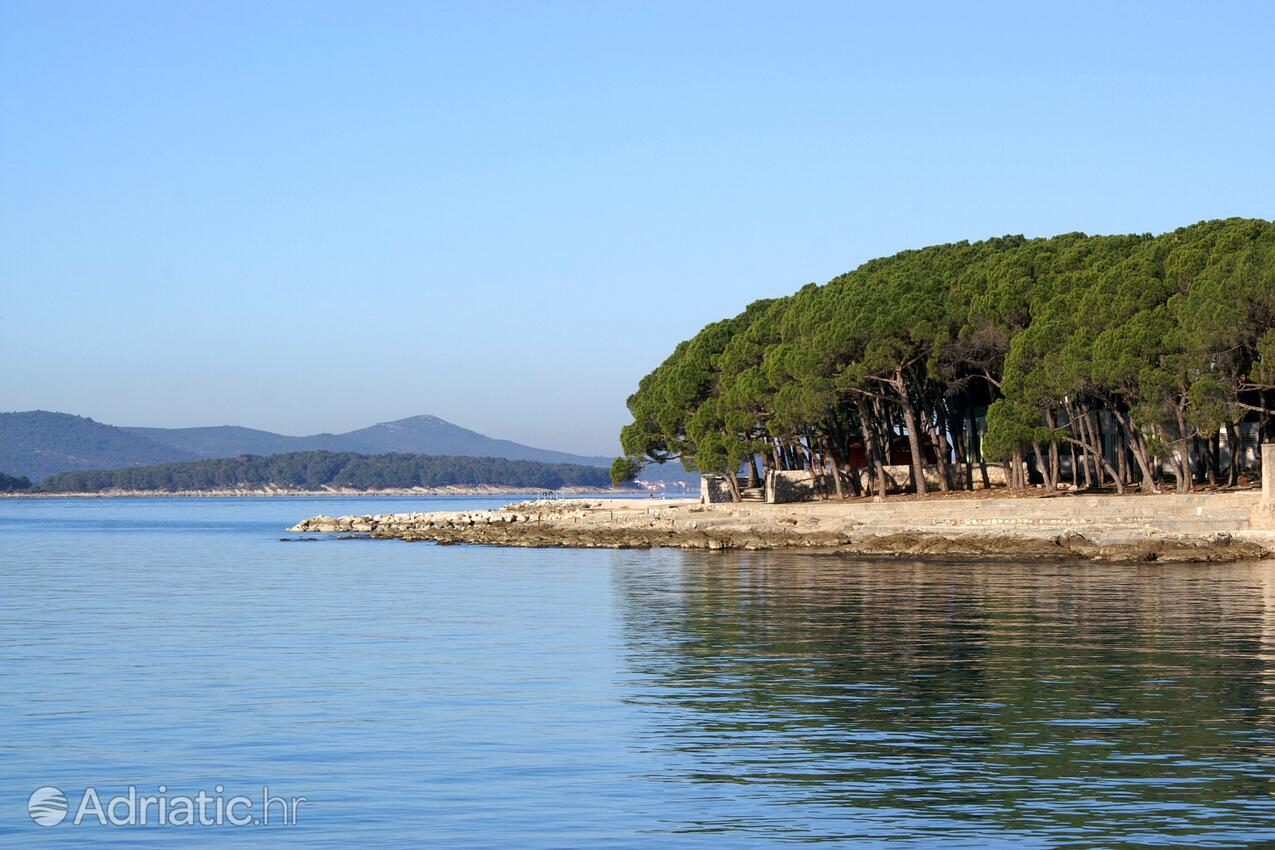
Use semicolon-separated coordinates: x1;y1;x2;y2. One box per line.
126;414;615;467
1;410;696;484
122;425;372;457
38;451;614;493
341;415;614;466
339;416;693;483
0;411;198;482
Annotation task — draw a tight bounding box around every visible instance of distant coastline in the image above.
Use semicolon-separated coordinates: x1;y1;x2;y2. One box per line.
0;410;628;484
0;485;662;499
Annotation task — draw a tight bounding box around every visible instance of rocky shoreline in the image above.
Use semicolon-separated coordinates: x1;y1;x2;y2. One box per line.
289;497;1274;563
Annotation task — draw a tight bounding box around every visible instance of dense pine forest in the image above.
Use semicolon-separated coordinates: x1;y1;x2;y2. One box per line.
615;219;1275;500
37;452;613;492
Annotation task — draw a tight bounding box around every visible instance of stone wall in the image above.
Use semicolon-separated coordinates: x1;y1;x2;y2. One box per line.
765;464;1010;502
699;475;737;504
1257;444;1275;529
1264;445;1275;505
765;469;846;503
717;451;1274;509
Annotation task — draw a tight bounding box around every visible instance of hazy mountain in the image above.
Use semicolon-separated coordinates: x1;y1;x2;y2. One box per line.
339;416;692;483
2;410;696;485
0;411;198;481
123;425;372;457
342;415;614;466
127;414;615;467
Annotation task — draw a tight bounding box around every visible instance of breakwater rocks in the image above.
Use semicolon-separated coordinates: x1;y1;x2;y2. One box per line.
289;496;1273;563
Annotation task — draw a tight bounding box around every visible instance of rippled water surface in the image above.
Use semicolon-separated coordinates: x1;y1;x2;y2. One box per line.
2;497;1274;848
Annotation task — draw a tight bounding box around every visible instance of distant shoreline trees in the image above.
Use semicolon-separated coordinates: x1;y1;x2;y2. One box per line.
615;219;1275;499
0;472;32;492
36;451;614;492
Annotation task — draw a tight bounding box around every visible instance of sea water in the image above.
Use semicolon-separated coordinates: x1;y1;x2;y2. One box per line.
2;496;1274;848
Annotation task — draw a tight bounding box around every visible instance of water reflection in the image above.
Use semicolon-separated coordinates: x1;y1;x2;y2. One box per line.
614;553;1275;846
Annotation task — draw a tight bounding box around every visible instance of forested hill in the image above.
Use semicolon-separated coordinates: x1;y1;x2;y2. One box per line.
0;411;198;481
617;218;1275;497
38;451;616;493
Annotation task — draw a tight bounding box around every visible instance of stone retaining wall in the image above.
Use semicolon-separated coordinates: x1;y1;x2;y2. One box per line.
763;465;1007;502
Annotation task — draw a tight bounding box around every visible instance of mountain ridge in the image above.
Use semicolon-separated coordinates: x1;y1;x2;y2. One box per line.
0;411;201;482
0;410;693;484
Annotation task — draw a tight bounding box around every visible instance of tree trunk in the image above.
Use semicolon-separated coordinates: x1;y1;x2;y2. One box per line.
1071;405;1111;491
1206;432;1219;487
1064;407;1124;493
1087;411;1125;494
1086;409;1107;487
1075;408;1093;486
1171;445;1191;493
807;443;827;500
825;438;846;499
961;403;975;490
1114;417;1129;486
922;413;951;494
880;398;896;489
934;402;956;491
947;401;967;491
896;371;928;497
1226;422;1241;486
1045;408;1061;490
1031;441;1048;490
725;470;742;503
1171;404;1193;494
1049;440;1060;489
1077;426;1093;489
1009;448;1024;491
934;419;953;493
977;434;991;489
1118;410;1159;493
1088;411;1103;487
857;396;887;497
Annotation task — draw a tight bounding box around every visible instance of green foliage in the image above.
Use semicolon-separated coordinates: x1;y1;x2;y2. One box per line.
0;472;32;491
37;452;614;492
618;218;1275;493
610;457;641;486
983;400;1053;463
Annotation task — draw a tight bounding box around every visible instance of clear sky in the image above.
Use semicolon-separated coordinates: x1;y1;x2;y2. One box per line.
2;1;1272;455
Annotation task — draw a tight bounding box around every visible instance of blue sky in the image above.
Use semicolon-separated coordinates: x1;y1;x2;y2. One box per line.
2;1;1272;455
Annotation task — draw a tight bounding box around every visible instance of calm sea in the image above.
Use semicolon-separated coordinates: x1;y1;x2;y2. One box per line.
2;496;1274;848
